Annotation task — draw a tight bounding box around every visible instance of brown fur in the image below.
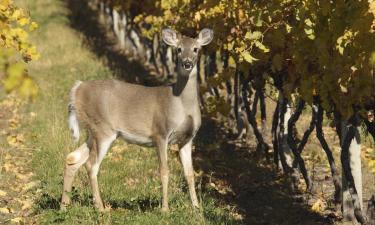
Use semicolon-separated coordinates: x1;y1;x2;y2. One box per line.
60;28;213;211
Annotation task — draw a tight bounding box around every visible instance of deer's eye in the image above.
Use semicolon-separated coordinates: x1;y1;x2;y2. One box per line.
177;47;182;53
193;47;198;53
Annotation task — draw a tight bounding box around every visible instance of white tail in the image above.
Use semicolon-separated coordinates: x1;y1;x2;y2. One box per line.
68;81;82;142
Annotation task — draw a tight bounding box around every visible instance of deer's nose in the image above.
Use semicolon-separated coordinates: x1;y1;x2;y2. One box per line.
182;60;193;70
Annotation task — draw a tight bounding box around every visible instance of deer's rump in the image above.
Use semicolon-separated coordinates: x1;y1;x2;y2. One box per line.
68;80;161;143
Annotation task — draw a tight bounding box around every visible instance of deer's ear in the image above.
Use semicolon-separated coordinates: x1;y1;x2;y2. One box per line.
162;28;179;47
197;28;214;46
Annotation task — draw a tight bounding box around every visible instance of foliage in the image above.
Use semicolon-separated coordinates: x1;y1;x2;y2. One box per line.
0;0;39;98
104;0;375;119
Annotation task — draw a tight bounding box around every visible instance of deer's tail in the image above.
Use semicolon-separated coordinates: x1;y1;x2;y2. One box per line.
68;81;82;143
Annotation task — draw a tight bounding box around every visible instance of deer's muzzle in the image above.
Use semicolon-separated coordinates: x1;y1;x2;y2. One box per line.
182;60;193;70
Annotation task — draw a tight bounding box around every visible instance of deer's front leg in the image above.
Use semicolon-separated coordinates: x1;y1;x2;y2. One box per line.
179;140;199;208
156;137;169;212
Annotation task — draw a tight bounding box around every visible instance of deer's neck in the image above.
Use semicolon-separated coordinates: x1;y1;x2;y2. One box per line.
173;66;199;105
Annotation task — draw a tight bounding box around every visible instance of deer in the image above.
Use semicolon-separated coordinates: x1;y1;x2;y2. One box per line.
60;28;214;212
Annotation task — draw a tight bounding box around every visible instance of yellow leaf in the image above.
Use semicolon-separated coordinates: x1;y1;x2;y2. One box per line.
228;56;236;68
7;134;24;147
254;40;269;53
19;77;38;98
339;83;348;93
304;18;313;27
30;112;36;117
21;199;32;210
23;181;38;191
369;51;375;69
245;31;262;40
285;23;292;33
17;17;30;26
0;207;10;214
11;217;23;223
0;190;7;197
16;173;27;180
4;62;25;92
241;51;258;64
9;117;20;129
368;160;375;168
26;46;40;60
194;12;201;22
11;9;22;20
227;42;234;51
29;22;38;31
3;162;13;172
311;199;326;213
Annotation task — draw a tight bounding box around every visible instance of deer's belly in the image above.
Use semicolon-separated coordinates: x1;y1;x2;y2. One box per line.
119;130;153;147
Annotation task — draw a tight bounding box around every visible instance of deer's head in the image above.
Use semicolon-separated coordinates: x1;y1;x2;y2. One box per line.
162;28;214;72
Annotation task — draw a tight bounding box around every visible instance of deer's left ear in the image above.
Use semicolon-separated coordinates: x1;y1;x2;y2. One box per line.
197;28;214;46
162;28;179;47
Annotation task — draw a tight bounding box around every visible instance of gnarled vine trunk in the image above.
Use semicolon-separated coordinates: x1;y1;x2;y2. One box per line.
340;116;365;224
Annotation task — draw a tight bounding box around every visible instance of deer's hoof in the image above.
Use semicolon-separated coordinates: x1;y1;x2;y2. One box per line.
97;206;106;212
161;206;169;213
94;202;105;212
60;203;68;211
99;206;111;213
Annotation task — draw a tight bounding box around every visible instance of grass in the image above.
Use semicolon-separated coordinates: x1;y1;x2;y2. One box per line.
20;0;238;224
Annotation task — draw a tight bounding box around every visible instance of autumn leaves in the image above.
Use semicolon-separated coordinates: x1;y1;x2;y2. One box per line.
0;1;39;99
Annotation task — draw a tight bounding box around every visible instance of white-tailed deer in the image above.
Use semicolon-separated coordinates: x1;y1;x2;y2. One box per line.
60;28;214;211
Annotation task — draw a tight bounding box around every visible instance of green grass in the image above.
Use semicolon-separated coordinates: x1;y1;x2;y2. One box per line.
22;0;238;224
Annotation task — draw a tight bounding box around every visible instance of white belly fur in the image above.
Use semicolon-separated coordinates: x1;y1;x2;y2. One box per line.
119;130;153;146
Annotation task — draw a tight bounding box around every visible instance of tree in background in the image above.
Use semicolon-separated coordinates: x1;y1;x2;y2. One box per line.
0;0;39;98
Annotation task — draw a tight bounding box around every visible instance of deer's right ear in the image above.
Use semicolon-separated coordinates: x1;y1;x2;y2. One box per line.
162;29;179;47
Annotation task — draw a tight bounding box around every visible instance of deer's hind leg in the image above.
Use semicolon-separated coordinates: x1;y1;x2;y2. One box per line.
85;132;117;211
61;142;90;210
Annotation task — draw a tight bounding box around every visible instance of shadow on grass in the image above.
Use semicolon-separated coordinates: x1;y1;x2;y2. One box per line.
58;1;337;224
194;117;334;225
35;191;160;212
108;198;160;212
35;193;60;211
65;0;166;86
